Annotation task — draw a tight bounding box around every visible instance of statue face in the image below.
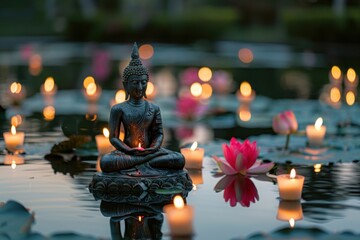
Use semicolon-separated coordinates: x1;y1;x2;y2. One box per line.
126;75;148;99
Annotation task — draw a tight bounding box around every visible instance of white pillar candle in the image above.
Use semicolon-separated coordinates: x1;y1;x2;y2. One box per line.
277;169;305;201
3;126;25;152
163;195;194;237
181;142;204;170
306;117;326;147
95;128;115;155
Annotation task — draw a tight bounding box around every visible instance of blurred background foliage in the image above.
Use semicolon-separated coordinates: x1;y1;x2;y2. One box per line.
0;0;359;99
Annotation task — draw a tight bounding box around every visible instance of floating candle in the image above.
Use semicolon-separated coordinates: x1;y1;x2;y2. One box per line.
277;169;305;200
95;128;115;155
181;142;204;170
3;126;25;152
306;117;326;147
163;195;194;237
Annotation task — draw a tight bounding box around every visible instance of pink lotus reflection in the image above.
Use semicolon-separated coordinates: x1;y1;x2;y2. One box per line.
214;175;259;207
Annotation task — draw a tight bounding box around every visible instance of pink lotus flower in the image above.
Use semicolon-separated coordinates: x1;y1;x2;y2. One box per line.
272;110;298;135
212;138;274;175
272;110;298;150
179;67;201;86
214;175;259;207
176;94;207;120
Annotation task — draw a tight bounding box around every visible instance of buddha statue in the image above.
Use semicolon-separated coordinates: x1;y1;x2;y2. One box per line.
100;43;185;176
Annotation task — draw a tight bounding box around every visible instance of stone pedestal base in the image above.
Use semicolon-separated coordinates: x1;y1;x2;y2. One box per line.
89;170;193;203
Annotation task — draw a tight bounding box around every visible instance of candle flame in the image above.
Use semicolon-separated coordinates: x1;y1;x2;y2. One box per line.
289;218;295;228
138;143;142;149
314;164;322;173
290;169;296;179
190;142;198;151
11;125;16;135
315;117;323;130
103;128;109;138
347;68;356;83
86;82;97;96
192;184;197;191
240;81;252;97
10;82;22;94
11;160;16;169
331;66;341;80
138;216;142;222
173;195;184;209
44;77;55;92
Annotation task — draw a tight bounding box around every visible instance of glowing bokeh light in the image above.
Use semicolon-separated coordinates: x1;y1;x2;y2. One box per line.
240;81;252;97
139;44;154;60
83;76;95;88
346;68;356;83
198;67;212;82
331;66;341;80
43;106;56;121
330;87;341;103
201;83;213;99
44;77;55;92
115;90;126;103
346;91;355;106
190;82;202;97
238;48;254;64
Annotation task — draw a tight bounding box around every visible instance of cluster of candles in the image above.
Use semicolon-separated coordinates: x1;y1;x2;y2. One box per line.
328;66;358;107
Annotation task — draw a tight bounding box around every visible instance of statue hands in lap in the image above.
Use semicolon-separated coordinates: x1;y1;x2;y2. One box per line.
100;43;185;175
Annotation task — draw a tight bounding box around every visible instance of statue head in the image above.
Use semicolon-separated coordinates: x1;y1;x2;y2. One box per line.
123;43;149;99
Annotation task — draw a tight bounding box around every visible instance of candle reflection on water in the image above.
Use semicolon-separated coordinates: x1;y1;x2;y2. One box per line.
276;200;303;228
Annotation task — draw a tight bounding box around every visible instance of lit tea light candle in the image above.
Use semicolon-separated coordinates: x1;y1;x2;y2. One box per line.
236;81;255;103
137;143;144;150
95;128;115;155
3;126;25;152
40;77;57;97
306;117;326;147
181;142;204;170
276;200;303;228
163;195;194;237
277;169;305;201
